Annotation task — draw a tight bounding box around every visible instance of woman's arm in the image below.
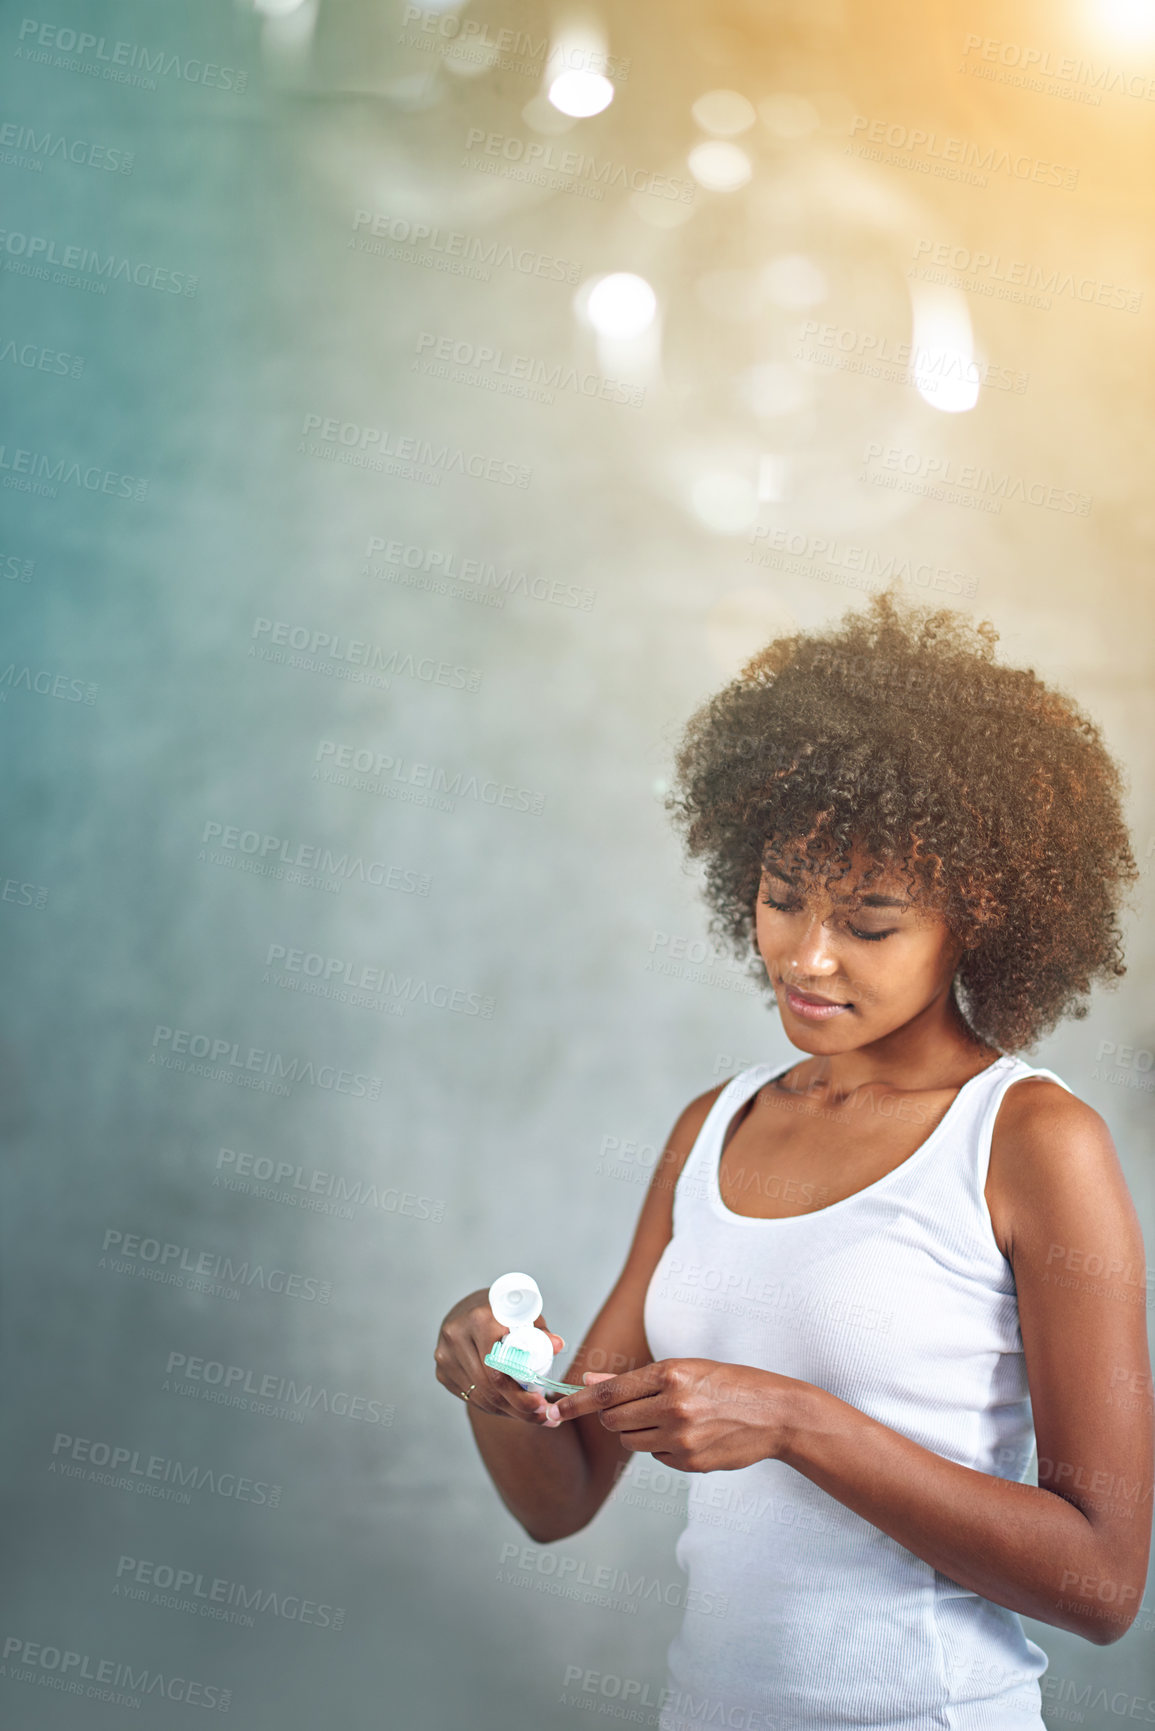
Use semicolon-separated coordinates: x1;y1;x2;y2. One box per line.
783;1082;1152;1644
454;1084;724;1544
782;1087;1149;1640
557;1081;1153;1643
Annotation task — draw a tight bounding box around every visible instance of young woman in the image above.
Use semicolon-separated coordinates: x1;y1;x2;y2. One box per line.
434;591;1153;1731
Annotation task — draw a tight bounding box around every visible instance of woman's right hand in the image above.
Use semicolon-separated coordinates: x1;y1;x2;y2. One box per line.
434;1288;567;1426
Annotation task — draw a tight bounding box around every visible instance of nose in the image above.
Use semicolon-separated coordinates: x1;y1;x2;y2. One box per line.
785;910;840;979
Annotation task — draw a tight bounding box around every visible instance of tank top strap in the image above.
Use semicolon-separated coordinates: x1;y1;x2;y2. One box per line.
673;1061;798;1223
674;1054;1076;1237
970;1054;1074;1200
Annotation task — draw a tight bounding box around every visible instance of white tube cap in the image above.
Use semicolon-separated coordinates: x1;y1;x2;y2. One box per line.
488;1272;543;1329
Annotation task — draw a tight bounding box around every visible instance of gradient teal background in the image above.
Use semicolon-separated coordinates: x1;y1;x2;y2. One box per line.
2;1;1153;1725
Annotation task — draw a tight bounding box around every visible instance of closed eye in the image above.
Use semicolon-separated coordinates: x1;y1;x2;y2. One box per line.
759;889;896;942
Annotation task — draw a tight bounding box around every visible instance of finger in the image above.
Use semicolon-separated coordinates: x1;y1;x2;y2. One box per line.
462;1330;547;1417
617;1427;666;1454
438;1337;550;1422
552;1365;661;1423
435;1355;491;1410
434;1342;479;1403
584;1395;666;1434
536;1318;565;1354
476;1364;555;1424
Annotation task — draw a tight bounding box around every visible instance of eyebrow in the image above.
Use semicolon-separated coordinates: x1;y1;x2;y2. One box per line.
761;863;914;910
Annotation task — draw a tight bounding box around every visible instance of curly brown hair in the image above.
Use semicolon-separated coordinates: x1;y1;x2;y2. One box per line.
664;587;1137;1053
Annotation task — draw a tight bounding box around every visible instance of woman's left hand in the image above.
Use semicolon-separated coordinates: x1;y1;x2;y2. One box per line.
551;1359;810;1473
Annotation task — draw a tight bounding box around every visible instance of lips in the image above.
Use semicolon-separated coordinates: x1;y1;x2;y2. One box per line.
782;982;852;1019
786;985;846;1006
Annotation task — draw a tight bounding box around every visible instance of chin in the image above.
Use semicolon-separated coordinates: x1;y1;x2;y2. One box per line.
783;1025;862;1055
772;998;864;1053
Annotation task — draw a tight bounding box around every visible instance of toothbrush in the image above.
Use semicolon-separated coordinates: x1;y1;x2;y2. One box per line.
483;1272;584;1396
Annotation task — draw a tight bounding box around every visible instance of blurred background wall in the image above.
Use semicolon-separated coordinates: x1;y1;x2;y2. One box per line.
2;0;1153;1725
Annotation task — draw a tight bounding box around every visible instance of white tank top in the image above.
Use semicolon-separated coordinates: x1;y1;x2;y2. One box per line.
643;1052;1071;1731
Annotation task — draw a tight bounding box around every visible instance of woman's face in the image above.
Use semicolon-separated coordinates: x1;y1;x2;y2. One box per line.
755;844;966;1053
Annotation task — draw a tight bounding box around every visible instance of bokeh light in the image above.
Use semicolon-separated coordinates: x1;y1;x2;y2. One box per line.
548;69;614;116
910;284;980;414
1094;0;1155;41
688;141;753;191
691;88;758;134
690;470;761;534
583;273;659;338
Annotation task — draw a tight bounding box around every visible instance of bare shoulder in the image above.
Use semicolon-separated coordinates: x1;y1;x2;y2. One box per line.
988;1073;1139;1264
611;1079;733;1284
674;1079;731;1138
655;1080;730;1189
993;1074;1119;1168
